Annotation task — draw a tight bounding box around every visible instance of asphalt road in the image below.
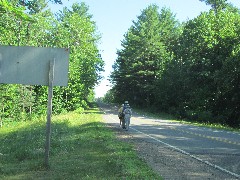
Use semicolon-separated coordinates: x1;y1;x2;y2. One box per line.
99;103;240;179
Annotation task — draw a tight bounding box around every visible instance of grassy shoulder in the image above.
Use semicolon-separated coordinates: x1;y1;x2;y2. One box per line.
0;108;162;180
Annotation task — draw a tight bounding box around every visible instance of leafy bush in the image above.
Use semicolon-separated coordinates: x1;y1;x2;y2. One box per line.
74;107;85;114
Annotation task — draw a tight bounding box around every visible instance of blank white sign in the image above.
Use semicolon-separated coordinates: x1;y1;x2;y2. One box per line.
0;45;69;86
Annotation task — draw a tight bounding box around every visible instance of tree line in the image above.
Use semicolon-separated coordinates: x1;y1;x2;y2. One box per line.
108;0;240;128
0;0;104;125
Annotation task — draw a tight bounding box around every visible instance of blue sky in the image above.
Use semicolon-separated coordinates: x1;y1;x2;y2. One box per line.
50;0;240;97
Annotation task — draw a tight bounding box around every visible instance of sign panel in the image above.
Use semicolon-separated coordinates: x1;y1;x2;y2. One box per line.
0;45;69;86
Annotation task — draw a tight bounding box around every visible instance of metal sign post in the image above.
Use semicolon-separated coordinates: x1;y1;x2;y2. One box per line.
0;45;69;168
45;59;55;168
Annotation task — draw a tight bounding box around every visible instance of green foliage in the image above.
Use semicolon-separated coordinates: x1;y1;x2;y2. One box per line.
199;0;228;13
53;2;104;111
0;1;104;124
0;0;33;21
74;107;85;114
111;5;179;106
174;8;240;127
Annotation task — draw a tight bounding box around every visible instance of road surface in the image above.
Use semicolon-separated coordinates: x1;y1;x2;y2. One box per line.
99;103;240;179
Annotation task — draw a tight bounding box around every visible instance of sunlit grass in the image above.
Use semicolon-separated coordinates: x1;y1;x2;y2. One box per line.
0;107;161;180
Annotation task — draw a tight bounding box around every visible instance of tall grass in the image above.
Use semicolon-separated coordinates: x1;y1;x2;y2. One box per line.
0;108;161;179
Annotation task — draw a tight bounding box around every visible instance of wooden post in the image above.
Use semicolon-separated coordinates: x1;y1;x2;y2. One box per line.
44;59;55;168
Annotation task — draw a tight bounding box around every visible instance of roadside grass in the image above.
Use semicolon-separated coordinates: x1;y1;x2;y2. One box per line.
0;108;162;180
133;108;240;132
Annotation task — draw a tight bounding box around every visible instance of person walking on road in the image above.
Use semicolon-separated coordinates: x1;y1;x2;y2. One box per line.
118;101;131;129
123;103;132;131
118;104;124;126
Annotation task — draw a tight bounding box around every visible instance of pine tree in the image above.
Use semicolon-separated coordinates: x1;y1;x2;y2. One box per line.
111;5;179;106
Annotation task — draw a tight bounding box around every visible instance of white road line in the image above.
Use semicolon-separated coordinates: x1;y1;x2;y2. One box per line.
130;126;240;179
105;112;240;179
